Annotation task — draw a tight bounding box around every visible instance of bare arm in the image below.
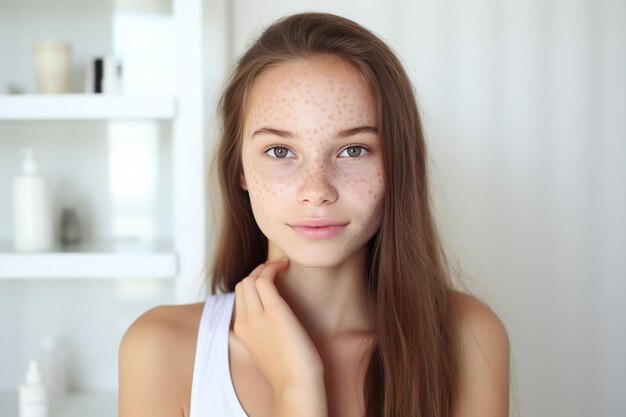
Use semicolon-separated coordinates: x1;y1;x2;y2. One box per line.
452;293;510;417
273;380;329;417
118;307;188;417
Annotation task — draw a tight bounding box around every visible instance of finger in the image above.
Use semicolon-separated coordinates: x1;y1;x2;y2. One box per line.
240;263;270;316
257;258;289;284
242;263;267;314
242;274;265;316
248;263;266;278
234;281;247;325
255;259;290;307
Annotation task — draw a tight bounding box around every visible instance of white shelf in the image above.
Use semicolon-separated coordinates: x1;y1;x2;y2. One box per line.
0;390;116;417
0;240;177;279
0;94;176;120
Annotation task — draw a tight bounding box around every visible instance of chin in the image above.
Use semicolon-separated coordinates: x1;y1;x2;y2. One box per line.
296;257;341;267
280;244;356;269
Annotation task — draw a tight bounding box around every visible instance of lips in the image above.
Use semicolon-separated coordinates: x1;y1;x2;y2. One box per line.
288;218;349;227
287;218;349;240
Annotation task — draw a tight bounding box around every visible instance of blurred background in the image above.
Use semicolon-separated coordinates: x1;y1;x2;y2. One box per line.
0;0;624;416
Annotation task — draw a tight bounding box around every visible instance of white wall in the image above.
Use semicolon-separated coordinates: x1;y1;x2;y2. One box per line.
227;1;626;416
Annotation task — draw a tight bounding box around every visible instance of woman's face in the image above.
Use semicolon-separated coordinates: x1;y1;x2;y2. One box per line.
240;55;384;267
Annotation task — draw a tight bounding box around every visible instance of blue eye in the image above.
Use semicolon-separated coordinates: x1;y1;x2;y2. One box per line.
338;145;369;158
263;145;294;160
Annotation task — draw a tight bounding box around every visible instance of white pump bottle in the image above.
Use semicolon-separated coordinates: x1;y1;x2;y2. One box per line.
12;148;55;251
19;360;49;417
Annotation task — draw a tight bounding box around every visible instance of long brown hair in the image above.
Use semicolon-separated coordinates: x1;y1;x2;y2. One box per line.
207;12;459;417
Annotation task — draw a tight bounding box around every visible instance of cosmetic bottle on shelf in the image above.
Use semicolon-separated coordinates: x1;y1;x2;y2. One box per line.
19;360;49;417
12;148;55;252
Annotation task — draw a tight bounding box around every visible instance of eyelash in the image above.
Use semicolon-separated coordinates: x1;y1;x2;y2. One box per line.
262;144;371;162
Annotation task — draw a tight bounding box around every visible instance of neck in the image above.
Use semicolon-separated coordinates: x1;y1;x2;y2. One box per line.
268;244;376;345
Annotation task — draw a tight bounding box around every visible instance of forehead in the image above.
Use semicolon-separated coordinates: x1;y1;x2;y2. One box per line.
243;55;377;131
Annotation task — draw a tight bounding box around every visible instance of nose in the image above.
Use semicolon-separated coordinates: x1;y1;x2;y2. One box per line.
296;163;338;206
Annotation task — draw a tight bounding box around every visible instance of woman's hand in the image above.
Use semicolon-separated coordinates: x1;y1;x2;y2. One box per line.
233;258;325;393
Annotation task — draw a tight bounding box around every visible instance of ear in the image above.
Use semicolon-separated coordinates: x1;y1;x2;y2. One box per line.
239;170;248;191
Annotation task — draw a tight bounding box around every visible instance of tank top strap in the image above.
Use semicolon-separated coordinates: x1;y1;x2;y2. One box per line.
189;291;248;417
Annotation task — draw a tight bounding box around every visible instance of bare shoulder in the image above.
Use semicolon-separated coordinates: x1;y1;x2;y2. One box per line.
118;301;205;417
449;290;510;417
450;290;509;342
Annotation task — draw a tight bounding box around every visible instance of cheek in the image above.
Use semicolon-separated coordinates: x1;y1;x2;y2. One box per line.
342;165;385;209
248;169;292;201
372;166;385;202
245;164;293;225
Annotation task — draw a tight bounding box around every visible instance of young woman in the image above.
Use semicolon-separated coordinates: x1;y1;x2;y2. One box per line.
119;12;510;417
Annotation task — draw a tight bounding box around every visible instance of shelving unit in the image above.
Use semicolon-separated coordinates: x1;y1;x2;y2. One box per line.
0;0;213;414
0;239;177;279
0;94;176;120
0;0;206;298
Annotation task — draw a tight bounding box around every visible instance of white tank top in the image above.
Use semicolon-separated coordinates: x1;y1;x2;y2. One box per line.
189;291;249;417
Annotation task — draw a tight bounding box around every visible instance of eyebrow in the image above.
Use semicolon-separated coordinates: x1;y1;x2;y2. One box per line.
250;125;378;139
